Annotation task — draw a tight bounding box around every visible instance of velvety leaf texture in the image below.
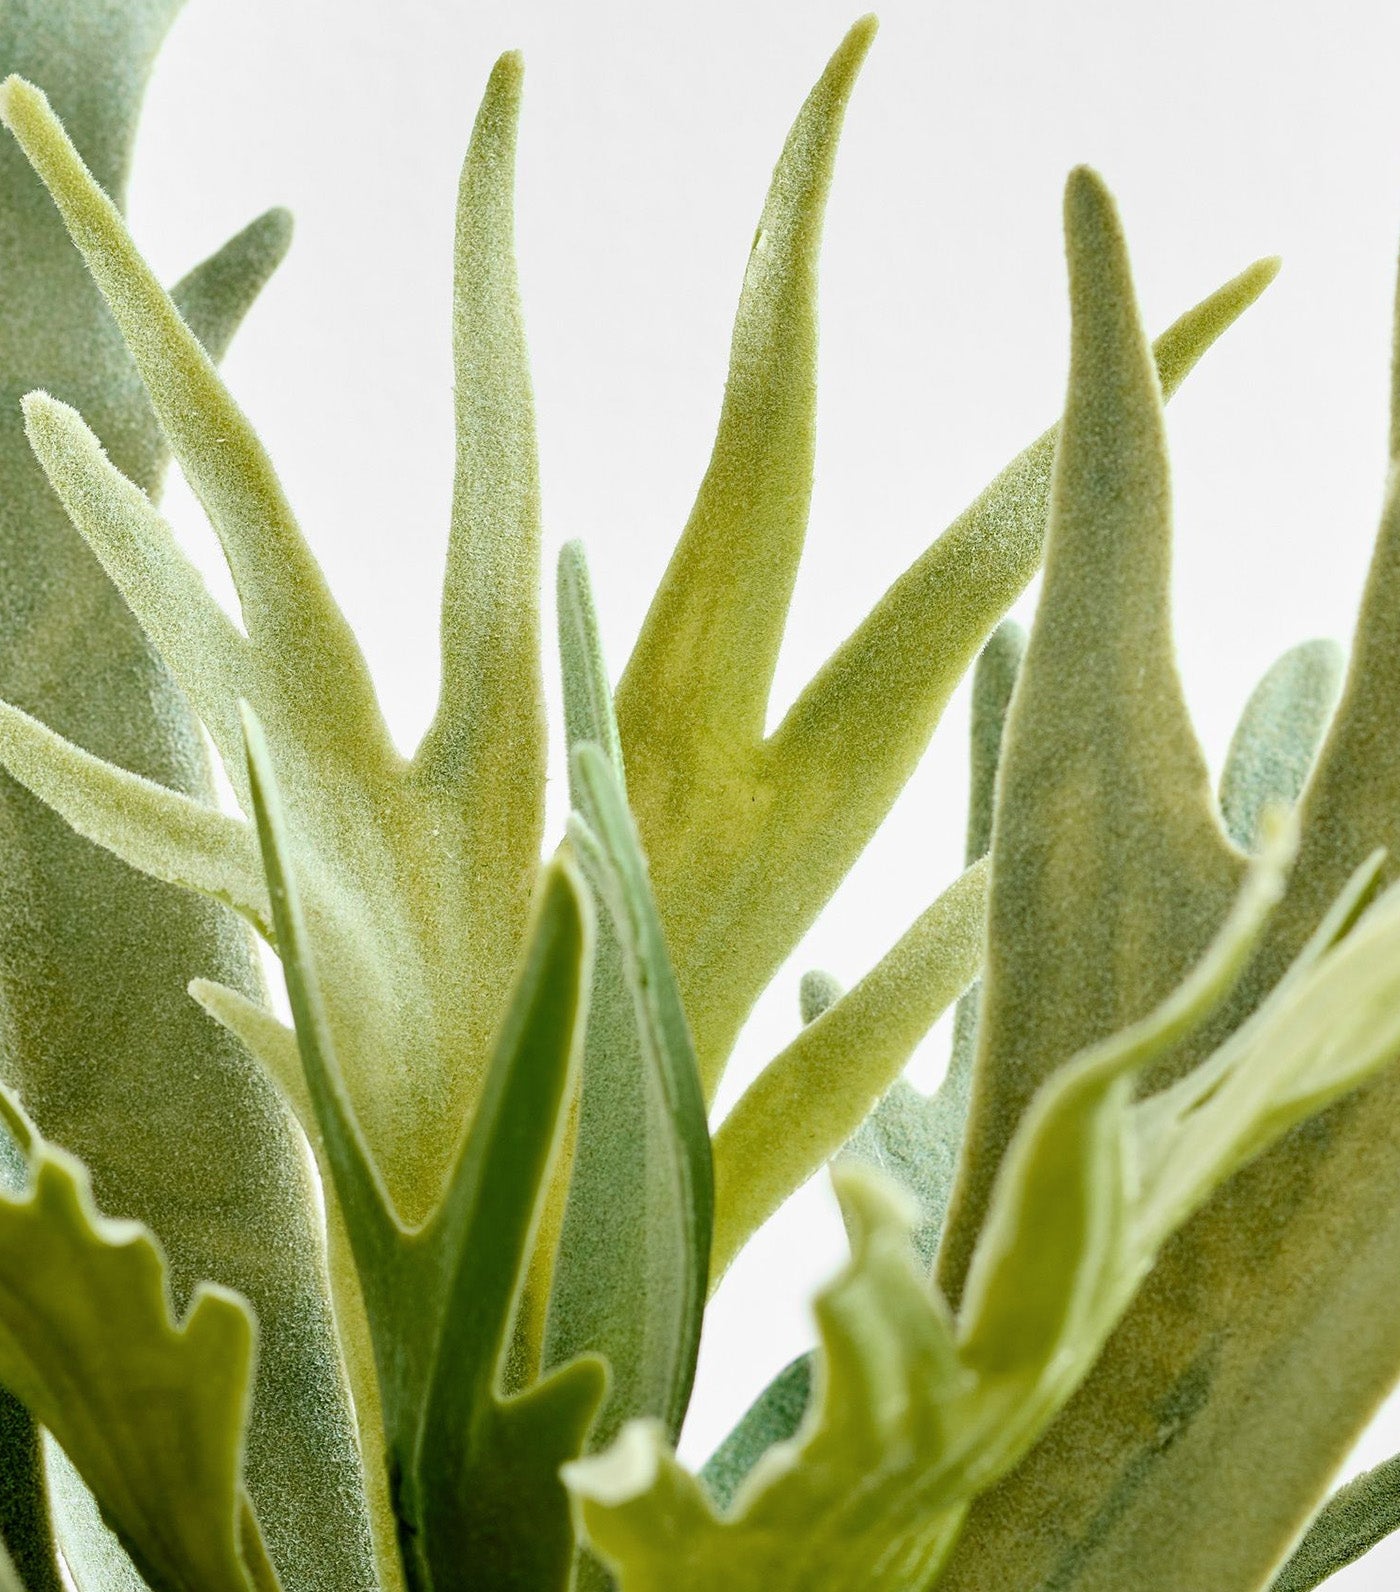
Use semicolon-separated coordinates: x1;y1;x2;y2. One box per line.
932;176;1400;1592
0;7;371;1589
0;1091;276;1592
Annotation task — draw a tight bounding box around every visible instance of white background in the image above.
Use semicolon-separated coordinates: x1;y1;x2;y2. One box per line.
127;0;1400;1583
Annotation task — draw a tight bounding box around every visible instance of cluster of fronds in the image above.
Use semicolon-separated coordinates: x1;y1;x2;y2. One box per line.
3;5;1400;1592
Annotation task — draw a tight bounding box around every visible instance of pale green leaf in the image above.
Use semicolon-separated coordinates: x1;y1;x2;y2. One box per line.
697;1356;813;1514
935;196;1400;1592
0;76;387;757
841;621;1025;1269
0;8;373;1585
0;60;549;1248
703;622;1026;1506
1219;638;1344;851
709;857;986;1285
618;17;876;768
44;1436;159;1592
417;51;543;808
0;1090;275;1592
0;694;267;932
22;391;253;768
188;980;307;1130
1269;1455;1400;1591
573;819;1400;1592
550;743;713;1445
617;47;1275;1094
169;208;294;365
244;703;607;1589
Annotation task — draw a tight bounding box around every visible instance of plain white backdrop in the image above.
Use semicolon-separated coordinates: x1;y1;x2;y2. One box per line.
122;0;1400;1583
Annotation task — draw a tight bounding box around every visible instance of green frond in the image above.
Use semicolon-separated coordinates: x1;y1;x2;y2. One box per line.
1220;639;1344;850
417;52;542;800
0;75;391;765
22;391;252;763
938;166;1246;1305
0;695;268;933
188;980;307;1130
1270;1455;1400;1591
170;208;294;365
618;17;876;769
710;857;986;1285
0;1092;275;1592
545;547;712;1471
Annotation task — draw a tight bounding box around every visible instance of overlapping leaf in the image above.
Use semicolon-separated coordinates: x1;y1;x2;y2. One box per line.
614;26;1277;1098
579;789;1400;1585
571;809;1400;1591
0;6;371;1586
1218;638;1343;851
931;176;1400;1592
544;544;712;1455
0;1089;276;1592
0;57;542;1238
243;708;607;1592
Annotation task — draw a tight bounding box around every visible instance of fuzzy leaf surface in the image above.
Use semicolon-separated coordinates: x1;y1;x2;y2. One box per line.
0;9;371;1587
0;52;545;1244
1219;638;1343;850
0;1092;275;1592
245;707;607;1592
615;15;1275;1099
933;174;1400;1592
546;544;713;1455
572;810;1400;1592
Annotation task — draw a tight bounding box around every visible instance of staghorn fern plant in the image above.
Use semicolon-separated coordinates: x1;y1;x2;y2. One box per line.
0;4;1399;1592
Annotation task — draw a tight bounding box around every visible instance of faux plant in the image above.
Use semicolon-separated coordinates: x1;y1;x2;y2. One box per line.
3;3;1400;1590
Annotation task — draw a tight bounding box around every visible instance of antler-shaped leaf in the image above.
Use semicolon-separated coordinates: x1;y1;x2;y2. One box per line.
0;58;545;1232
932;182;1400;1592
937;166;1249;1302
709;856;985;1284
1269;1455;1400;1591
571;820;1400;1592
615;21;1276;1097
0;6;372;1587
544;545;712;1456
701;620;1027;1504
243;706;607;1592
0;1090;277;1592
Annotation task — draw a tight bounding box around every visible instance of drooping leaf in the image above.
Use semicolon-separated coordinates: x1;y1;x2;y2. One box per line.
0;8;372;1587
545;544;713;1457
709;857;986;1285
1269;1454;1400;1591
615;14;1274;1099
1219;638;1344;850
243;706;607;1592
0;1089;276;1592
